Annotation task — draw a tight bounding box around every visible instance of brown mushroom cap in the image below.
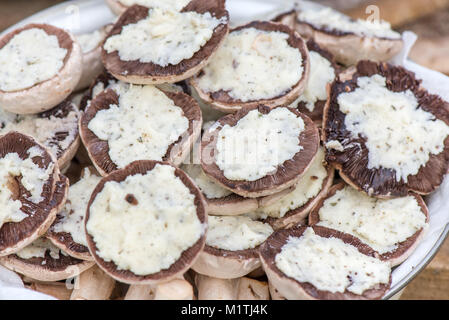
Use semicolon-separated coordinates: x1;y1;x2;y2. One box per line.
291;40;338;127
1;98;80;170
201;105;320;198
260;225;392;300
74;25;112;91
101;1;229;84
272;10;297;29
85;160;207;285
323;61;449;198
308;182;430;266
191;243;262;279
294;9;403;66
207;194;259;216
79;87;202;176
79;71;117;111
190;21;310;113
47;168;100;261
262;164;334;230
0;24;82;114
0;240;94;282
0;132;62;256
0;99;80;169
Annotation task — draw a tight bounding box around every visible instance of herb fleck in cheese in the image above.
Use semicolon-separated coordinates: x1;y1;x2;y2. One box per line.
16;238;66;260
275;228;391;295
297;51;335;112
181;164;232;199
216;108;304;181
103;8;224;67
206;216;273;251
53;168;102;247
87;84;189;168
317;186;428;254
296;1;401;39
0;106;79;159
0;28;67;91
86;164;204;275
257;147;327;218
0;148;54;228
337;74;449;182
197;28;303;102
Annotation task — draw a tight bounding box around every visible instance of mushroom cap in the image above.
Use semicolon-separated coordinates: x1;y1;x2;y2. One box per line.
47;168;100;262
207;194;259;216
323;61;449;198
101;1;229;84
260;225;392;300
308;182;430;266
0;132;63;256
190;21;310;113
263;164;334;230
0;244;94;282
0;98;80;170
201;105;320;198
79;87;202;176
74;26;112;91
38;99;80;170
79;71;117;111
0;24;82;114
191;244;261;279
292;40;339;127
272;10;297;29
85;160;207;285
294;15;403;66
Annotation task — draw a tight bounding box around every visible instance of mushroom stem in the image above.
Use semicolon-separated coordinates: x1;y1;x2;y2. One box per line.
26;282;72;300
196;275;269;300
268;282;285;300
196;275;239;300
70;265;115;300
236;277;270;300
125;275;194;300
154;279;194;300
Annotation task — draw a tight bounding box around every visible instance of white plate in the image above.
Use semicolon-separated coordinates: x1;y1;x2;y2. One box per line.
1;0;449;300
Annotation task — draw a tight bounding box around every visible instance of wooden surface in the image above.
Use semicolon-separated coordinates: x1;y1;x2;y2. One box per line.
0;0;448;300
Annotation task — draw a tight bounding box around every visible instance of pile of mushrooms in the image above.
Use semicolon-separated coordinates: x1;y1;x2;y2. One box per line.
0;0;448;300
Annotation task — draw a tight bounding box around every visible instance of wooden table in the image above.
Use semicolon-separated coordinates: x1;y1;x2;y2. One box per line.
1;0;448;300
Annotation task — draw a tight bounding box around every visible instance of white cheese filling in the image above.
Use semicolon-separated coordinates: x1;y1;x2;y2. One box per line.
0;147;54;229
215;108;305;181
119;0;191;11
103;8;224;67
181;164;232;199
257;147;327;218
296;1;401;39
53;168;102;247
0;28;67;92
87;84;189;169
0;107;78;159
16;238;67;260
206;216;273;251
317;186;428;254
86;164;204;275
297;51;335;112
337;74;449;182
275;228;391;295
196;28;303;102
75;29;105;53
